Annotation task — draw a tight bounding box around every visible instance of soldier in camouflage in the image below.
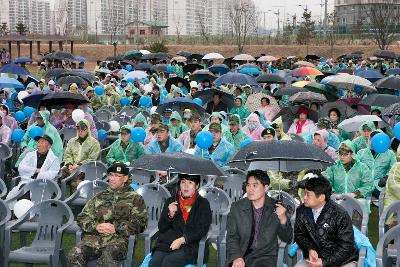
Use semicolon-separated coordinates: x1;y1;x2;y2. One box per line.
67;162;148;267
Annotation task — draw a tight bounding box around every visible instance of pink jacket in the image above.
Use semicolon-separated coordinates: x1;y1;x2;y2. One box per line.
258;105;280;122
288;119;316;135
0;111;11;145
242;114;265;141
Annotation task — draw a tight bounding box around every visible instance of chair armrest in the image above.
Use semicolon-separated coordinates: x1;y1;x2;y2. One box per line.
124;235;136;267
64;189;81;204
61;170;82;197
196;235;208;267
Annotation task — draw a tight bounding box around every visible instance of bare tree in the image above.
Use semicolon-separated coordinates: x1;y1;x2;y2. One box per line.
368;4;400;50
195;9;209;43
229;0;257;53
106;0;120;44
174;17;183;44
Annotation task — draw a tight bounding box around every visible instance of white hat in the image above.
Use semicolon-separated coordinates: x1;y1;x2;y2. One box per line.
48;80;55;85
190;81;198;89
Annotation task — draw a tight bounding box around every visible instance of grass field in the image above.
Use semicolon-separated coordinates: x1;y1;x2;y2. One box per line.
8;206;379;267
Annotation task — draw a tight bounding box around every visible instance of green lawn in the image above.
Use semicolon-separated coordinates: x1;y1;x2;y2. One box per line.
8;206;379;267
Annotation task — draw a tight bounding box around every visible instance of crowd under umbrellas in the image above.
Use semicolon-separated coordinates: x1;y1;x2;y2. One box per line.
1;47;400;266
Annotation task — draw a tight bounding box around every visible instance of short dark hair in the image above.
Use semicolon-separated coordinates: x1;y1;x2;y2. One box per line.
261;97;270;104
178;173;201;185
329;108;341;119
246;169;270;186
305;176;332;201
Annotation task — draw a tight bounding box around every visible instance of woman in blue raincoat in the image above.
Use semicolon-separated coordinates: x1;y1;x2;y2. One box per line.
194;122;235;167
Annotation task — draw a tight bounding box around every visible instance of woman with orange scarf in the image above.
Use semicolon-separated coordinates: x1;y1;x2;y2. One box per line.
149;174;212;267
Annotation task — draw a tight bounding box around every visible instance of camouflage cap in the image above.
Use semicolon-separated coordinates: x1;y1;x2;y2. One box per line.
209;122;222;132
158;123;169;132
228;115;240;125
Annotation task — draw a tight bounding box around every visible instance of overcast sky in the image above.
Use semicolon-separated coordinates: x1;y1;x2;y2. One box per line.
253;0;335;30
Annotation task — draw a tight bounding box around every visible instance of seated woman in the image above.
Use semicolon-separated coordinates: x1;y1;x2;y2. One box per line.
148;174;212;267
287;107;316;136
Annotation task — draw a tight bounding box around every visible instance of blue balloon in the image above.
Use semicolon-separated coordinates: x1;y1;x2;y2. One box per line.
120;97;129;106
131;127;146;142
126;78;134;84
354;85;364;94
193;98;203;106
195;131;213;149
394;122;400;140
130;183;140;190
95;86;104;96
125;64;133;71
371;132;391;154
139;96;152;108
166;66;174;73
28;126;43;139
15;111;26;122
11;129;25;143
23;106;35;118
240;139;253;149
98;129;108;141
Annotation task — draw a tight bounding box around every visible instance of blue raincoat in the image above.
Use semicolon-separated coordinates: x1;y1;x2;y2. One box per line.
194;137;235;167
145;137;183;154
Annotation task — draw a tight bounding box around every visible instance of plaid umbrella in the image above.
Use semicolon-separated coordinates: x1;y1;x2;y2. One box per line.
228;140;335;172
132;152;224;176
384;103;400;116
245;93;280;113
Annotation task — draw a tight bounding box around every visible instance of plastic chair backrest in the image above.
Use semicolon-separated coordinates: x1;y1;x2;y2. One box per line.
0;199;11;226
95;109;113;121
331;194;366;231
23;179;62;204
129;169;156;186
137;184;171;224
220;171;246;203
78;161;108;181
199;186;231;227
379;200;400;239
0;142;11;160
29;200;73;247
74;180;109;200
112;114;131;127
376;224;400;267
0;178;7;198
95;120;111;132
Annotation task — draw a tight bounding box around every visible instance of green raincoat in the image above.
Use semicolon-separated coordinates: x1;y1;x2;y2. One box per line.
129;112;148;129
63;119;101;166
223;115;250;151
18;110;64;165
168;111;189;139
230;97;249;121
356;147;396;190
173;65;184;78
384;163;400;224
352;121;376;153
203;112;229;134
105;127;145;166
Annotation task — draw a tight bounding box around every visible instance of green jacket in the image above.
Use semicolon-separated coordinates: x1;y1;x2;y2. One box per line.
384;163;400;223
324;159;373;198
63;119;101;166
168;111;189;139
356;147;396;189
130;112;148;129
106;139;145;166
18;110;63;165
77;183;148;245
223;116;249;151
352;121;376;153
230;97;249;121
91;93;121;111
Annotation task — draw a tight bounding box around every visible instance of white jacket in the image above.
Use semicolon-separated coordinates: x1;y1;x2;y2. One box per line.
18;149;60;183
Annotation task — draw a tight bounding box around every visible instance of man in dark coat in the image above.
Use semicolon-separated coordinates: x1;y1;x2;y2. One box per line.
206;92;228;114
294;175;358;267
226;169;293;267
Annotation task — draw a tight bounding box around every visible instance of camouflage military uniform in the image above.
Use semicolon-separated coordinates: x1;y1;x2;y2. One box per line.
67;183;148;267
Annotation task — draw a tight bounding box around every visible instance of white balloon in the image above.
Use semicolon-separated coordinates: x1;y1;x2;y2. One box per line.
17;91;29;102
72;109;85;122
150;106;157;115
13;199;34;219
109;120;121;132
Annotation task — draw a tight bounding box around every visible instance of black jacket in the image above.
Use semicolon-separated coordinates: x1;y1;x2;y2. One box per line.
206;101;228;114
294;200;358;267
153;195;212;263
226;195;293;267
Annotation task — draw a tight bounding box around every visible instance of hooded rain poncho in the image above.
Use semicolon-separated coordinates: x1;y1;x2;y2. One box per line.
223;115;250;151
168;111;189;139
352;121;376;153
194;137;235;167
230;96;249;121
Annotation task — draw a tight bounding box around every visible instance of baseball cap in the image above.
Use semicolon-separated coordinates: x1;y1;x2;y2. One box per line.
34;134;53;145
76;121;88;130
209;122;222;132
229;115;240;125
158;123;169;132
107;162;129;175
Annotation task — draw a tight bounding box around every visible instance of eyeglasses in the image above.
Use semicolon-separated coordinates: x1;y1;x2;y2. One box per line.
338;151;351;156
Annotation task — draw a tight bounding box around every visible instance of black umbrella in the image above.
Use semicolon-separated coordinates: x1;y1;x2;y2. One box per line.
44;68;69;79
156;97;206;116
256;74;286;84
373;50;397;59
132;152;225;176
385;68;400;76
344;53;362;60
141;53;169;61
384;103;400;116
135;62;153;71
56;70;97;83
55;76;87;87
359;94;400;107
43;51;75;61
189;70;216;83
176;51;192;57
193;88;235;110
319;101;357;119
151;64;169;73
183;63;203;74
273;85;307;97
106;55;124;61
373;76;400;90
187;54;204;63
40;91;90;109
228;140;335;172
305;54;320;61
165;77;190;92
21;92;48;109
304;82;339;102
